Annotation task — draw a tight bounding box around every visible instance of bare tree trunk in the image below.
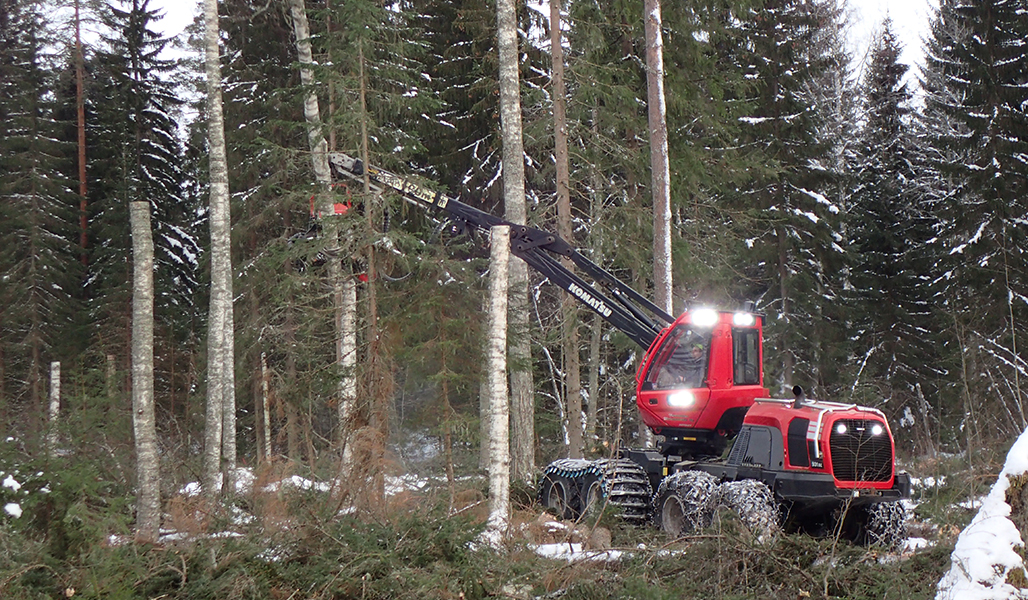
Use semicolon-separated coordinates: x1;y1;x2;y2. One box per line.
202;0;233;499
486;226;511;534
260;352;272;462
339;278;357;472
644;0;672;315
47;362;60;456
287;0;355;476
496;0;535;482
74;0;88;266
551;0;581;459
129;201;160;541
642;0;670;448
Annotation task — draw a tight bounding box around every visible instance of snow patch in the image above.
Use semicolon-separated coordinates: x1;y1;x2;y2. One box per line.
936;429;1028;599
4;503;22;518
2;474;21;492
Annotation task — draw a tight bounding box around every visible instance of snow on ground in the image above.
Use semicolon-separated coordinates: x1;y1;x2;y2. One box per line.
936;430;1028;600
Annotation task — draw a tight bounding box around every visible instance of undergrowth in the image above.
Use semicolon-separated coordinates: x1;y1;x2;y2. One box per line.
0;476;955;600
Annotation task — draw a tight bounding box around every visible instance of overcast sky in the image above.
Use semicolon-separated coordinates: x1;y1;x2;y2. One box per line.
147;0;938;80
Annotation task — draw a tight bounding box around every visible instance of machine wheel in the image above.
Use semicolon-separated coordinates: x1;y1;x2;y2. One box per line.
862;502;907;549
652;470;719;536
539;473;579;520
579;474;605;516
716;479;781;539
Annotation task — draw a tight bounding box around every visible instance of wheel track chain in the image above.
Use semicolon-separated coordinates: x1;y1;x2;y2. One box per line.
540;458;652;521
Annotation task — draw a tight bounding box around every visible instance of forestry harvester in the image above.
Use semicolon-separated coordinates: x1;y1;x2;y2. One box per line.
325;154;911;544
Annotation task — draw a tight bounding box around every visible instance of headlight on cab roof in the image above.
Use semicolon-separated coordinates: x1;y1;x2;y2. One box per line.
691;308;719;328
733;312;755;326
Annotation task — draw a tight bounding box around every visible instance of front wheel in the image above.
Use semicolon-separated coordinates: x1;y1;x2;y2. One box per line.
652;471;719;536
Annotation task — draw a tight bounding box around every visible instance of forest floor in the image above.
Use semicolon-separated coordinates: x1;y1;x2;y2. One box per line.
0;452;994;599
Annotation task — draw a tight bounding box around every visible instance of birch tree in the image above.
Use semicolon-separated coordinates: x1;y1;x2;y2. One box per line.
202;0;236;498
496;0;535;482
644;0;672;315
130;200;160;541
286;0;357;474
486;226;511;534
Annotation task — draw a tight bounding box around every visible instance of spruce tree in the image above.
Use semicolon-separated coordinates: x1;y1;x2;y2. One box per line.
848;20;938;433
0;0;81;436
725;0;853;396
919;0;1028;442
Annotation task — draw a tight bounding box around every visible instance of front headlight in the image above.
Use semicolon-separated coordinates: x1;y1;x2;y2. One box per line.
667;391;695;408
871;423;884;436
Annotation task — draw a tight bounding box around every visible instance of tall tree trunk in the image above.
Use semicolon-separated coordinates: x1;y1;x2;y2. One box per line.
202;0;234;499
496;0;535;482
551;0;581;459
486;226;511;534
287;0;355;475
643;0;670;448
47;361;60;456
129;201;160;541
644;0;672;314
74;0;87;265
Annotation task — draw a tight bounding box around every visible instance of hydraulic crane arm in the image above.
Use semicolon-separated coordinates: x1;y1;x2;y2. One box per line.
327;152;673;349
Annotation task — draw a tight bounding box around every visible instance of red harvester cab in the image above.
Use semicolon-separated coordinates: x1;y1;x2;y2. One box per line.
636;308;769;456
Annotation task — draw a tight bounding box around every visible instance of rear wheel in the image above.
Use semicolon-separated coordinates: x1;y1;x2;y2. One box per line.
652;471;718;536
539;473;578;520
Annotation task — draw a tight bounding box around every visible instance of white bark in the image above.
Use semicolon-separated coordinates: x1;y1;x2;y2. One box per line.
287;0;357;474
202;0;234;498
46;362;60;455
496;0;535;482
339;277;357;472
129;201;160;541
643;0;670;448
260;352;272;462
644;0;672;315
486;226;511;534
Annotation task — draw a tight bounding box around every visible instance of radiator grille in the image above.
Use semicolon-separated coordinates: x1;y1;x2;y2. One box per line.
828;419;892;482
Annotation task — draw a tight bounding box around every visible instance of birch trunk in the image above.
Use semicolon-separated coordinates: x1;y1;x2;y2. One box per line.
288;0;356;476
202;0;233;498
643;0;670;447
644;0;672;314
47;362;60;455
129;201;160;541
486;226;511;533
496;0;535;482
551;0;582;459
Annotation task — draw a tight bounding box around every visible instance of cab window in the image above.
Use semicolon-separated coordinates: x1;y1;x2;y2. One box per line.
644;325;711;390
733;328;760;385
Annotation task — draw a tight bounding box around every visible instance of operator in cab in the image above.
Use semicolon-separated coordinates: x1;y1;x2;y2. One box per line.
655;342;707;389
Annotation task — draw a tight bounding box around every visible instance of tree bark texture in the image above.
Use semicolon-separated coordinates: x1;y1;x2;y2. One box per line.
644;0;673;315
486;226;511;533
496;0;535;482
287;0;356;473
129;201;160;541
551;0;582;459
202;0;234;498
47;361;60;455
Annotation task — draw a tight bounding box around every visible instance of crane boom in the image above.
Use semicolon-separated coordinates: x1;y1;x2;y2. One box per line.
327;152;672;349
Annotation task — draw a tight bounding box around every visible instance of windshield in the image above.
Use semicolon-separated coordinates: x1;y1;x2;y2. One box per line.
644;325;711;390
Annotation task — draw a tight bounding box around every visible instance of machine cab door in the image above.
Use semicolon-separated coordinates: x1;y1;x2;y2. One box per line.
640;325;712;391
